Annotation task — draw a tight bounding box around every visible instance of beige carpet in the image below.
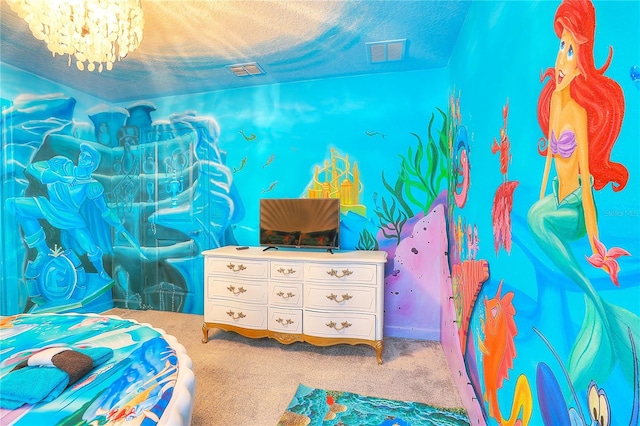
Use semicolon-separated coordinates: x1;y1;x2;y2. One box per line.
103;308;464;425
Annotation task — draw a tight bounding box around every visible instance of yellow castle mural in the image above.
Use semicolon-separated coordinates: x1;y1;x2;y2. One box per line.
307;148;366;216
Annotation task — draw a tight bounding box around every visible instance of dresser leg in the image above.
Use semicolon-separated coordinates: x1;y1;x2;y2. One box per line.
202;323;209;343
375;340;384;365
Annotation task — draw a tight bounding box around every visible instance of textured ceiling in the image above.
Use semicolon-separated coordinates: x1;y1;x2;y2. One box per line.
0;0;471;103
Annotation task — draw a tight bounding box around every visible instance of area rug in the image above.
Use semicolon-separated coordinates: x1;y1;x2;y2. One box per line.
277;383;470;426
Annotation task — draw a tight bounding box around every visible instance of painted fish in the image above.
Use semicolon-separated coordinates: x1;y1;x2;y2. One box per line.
239;129;256;141
479;280;532;425
365;131;385;138
233;157;247;174
262;154;275;168
262;180;278;193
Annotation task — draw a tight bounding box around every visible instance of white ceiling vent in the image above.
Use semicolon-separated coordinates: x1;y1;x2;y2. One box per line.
366;39;407;63
229;62;265;77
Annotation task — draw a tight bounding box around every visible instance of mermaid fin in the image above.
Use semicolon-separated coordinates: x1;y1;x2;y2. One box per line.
569;297;640;391
604;302;640;388
568;296;615;390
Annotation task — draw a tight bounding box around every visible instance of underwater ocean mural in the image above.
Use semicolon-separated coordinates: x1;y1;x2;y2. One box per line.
1;94;245;315
3;1;636;422
528;0;637;393
1;64;452;340
446;0;639;425
5;141;123;312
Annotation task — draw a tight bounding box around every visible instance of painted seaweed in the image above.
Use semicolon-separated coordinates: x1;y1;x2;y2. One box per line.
356;227;380;250
374;196;407;245
375;108;450;244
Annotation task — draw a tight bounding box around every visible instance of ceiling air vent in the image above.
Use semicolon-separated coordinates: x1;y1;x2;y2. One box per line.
365;39;406;63
229;62;265;77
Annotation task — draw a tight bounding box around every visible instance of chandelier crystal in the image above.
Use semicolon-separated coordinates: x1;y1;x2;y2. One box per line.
6;0;144;72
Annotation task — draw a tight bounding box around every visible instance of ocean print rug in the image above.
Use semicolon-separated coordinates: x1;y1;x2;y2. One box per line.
278;383;470;426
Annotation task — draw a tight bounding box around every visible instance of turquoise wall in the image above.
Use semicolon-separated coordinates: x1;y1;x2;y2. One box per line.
447;1;640;424
1;64;451;340
5;2;636;422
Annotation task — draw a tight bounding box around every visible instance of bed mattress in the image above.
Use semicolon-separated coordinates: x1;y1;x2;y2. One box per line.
0;312;195;425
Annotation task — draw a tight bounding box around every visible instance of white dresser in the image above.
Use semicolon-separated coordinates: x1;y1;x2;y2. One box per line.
202;246;388;363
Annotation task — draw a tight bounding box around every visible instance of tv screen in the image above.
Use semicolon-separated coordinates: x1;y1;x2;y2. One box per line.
259;198;340;250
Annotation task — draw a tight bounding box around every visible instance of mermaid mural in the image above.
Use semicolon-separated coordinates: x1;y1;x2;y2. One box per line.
527;0;637;390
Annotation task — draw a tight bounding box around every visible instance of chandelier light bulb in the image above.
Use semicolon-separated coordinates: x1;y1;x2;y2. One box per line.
6;0;145;72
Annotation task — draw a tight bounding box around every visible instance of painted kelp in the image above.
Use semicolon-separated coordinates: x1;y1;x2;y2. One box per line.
374;108;449;246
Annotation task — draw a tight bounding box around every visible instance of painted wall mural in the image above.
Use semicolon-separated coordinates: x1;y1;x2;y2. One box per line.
445;0;640;425
5;141;121;311
528;0;636;395
1;67;451;340
3;2;636;423
1;95;244;315
491;100;519;256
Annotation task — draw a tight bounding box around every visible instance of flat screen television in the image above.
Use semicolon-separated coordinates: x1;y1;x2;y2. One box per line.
259;198;340;250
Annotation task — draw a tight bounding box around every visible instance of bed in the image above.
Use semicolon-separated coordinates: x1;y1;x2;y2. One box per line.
0;312;195;425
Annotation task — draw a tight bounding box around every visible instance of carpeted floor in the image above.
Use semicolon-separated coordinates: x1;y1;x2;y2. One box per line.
103;308;465;425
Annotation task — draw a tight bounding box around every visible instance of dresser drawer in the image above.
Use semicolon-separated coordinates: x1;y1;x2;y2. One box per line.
207;276;267;303
205;257;269;279
202;247;386;362
205;300;267;329
305;263;377;285
268;307;303;334
270;261;303;280
269;282;303;307
303;311;376;340
304;284;376;313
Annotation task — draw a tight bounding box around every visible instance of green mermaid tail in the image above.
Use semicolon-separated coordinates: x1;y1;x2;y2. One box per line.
528;189;639;390
569;296;640;389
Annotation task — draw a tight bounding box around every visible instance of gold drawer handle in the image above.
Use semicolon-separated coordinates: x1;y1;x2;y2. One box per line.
227;263;247;273
277;267;296;276
276;291;296;300
276;318;294;326
227;285;247;295
326;321;352;331
226;310;246;320
327;293;353;303
327;268;353;279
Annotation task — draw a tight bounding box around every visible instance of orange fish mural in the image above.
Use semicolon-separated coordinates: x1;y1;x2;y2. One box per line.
478;280;532;426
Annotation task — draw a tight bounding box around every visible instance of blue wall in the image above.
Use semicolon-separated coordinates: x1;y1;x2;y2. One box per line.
1;65;451;340
4;3;636;422
447;1;640;424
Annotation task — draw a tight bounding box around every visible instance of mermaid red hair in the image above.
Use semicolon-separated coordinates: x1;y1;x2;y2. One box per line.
537;0;627;192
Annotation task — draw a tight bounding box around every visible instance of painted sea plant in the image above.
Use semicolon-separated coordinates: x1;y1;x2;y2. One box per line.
375;108;450;244
373;196;407;245
355;227;379;250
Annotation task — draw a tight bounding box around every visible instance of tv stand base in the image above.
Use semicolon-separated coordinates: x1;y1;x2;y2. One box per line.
202;322;384;364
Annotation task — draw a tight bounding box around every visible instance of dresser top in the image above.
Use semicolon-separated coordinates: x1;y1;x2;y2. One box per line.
202;246;388;263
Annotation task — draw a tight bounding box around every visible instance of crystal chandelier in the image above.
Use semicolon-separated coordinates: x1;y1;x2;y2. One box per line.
6;0;144;72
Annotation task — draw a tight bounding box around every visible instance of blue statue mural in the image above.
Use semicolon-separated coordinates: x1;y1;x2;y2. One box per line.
4;141;146;314
6;143;123;280
1;94;245;315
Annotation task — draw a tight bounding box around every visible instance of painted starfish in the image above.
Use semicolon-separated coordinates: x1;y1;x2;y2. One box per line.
585;237;631;287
